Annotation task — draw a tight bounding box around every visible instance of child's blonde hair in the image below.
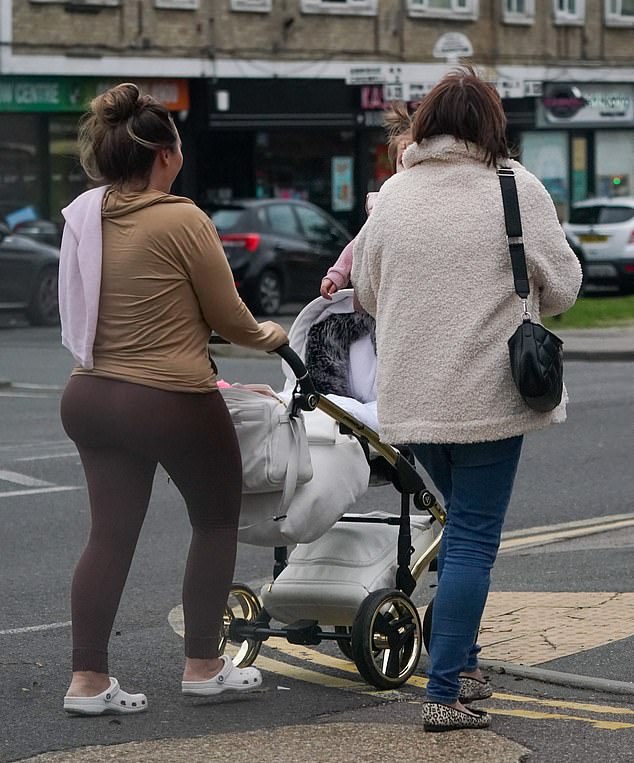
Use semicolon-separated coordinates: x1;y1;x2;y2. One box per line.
384;101;413;170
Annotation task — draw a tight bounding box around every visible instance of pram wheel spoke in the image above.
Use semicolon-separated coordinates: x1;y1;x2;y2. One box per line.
351;588;422;689
220;584;263;668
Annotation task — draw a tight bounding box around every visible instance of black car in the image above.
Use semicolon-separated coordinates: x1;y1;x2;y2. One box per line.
0;222;60;326
204;199;353;315
12;218;62;248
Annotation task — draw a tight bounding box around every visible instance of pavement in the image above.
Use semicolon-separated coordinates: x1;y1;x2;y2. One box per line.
6;318;634;763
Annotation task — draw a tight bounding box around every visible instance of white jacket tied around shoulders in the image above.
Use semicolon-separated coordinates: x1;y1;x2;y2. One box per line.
351;135;583;446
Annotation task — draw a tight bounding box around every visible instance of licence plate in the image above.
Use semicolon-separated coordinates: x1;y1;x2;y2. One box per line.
579;233;609;243
586;263;618;278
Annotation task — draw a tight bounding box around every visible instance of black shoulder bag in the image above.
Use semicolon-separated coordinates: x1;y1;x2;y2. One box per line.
498;168;564;412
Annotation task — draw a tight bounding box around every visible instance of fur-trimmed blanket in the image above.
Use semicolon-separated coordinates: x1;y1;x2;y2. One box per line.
304;311;376;398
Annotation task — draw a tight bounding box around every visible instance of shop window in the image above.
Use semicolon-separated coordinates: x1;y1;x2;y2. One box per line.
520;131;569;221
49;116;87;223
230;0;271;10
0;116;43;226
407;0;479;20
605;0;634;25
252;129;355;225
300;0;378;15
154;1;200;8
502;0;535;24
554;0;585;24
596;131;634;197
30;0;121;5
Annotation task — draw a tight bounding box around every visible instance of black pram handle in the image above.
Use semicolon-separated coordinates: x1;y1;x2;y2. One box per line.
209;335;317;402
273;344;317;400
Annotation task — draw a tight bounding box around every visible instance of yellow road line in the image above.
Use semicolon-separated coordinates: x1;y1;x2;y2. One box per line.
170;605;634;728
500;518;634;551
502;512;634;540
485;708;634;731
255;655;364;690
266;641;634;719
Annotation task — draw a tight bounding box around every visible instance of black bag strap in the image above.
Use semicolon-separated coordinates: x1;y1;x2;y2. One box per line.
497;168;530;299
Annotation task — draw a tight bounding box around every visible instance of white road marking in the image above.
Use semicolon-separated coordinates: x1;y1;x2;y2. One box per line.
0;391;58;398
10;383;65;391
0;439;69;453
0;620;71;636
16;452;77;462
0;486;82;498
0;469;53;487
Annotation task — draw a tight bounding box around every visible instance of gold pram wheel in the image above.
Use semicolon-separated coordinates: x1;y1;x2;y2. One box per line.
220;583;262;668
351;588;422;689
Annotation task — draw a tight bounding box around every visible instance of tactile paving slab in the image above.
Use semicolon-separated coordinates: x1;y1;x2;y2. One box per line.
478;592;634;665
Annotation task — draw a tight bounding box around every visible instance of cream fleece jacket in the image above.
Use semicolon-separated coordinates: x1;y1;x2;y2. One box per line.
351;135;583;445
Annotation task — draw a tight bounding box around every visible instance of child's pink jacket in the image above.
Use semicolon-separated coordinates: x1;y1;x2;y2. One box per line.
322;193;378;289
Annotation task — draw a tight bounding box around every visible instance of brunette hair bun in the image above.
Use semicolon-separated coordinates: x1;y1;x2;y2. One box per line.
78;82;178;186
97;83;140;124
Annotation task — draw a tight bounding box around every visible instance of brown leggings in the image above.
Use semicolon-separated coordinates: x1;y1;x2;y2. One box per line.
60;375;242;674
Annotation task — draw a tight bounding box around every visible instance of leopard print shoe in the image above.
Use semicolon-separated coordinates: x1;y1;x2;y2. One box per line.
459;676;494;703
422;702;491;732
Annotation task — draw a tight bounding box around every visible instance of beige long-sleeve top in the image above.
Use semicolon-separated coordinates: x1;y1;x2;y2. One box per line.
352;135;583;445
73;189;287;392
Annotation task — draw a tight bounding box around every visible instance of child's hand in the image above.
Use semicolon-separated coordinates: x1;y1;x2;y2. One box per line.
320;278;338;300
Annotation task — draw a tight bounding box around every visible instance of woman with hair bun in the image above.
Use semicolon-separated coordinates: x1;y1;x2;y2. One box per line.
59;83;287;715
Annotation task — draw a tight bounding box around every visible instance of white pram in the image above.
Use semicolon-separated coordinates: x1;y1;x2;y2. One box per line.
218;291;446;690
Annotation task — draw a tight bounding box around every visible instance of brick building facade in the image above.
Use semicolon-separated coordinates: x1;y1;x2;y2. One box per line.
1;0;632;228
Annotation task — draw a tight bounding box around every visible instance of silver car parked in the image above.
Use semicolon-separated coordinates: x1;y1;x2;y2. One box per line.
564;197;634;294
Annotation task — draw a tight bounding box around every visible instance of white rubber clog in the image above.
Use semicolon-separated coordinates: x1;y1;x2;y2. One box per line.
64;677;147;716
181;655;263;697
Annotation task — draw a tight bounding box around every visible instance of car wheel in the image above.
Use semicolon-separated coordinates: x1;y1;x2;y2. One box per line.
251;269;283;316
26;266;59;326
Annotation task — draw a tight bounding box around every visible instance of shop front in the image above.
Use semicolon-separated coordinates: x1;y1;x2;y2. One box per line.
0;76;189;227
521;82;634;221
194;77;387;234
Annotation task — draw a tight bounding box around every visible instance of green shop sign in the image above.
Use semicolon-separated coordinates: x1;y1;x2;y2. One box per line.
0;77;100;112
0;76;189;113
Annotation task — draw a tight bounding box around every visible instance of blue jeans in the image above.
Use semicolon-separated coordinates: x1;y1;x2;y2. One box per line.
410;436;523;704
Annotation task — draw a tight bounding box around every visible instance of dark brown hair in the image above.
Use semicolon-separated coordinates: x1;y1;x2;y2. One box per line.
78;82;178;186
383;101;413;170
412;66;509;167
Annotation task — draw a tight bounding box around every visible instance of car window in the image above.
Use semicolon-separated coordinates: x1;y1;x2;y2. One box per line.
598;207;634;224
569;206;600;225
295;206;336;245
210;208;246;232
265;204;301;237
570;205;634;225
